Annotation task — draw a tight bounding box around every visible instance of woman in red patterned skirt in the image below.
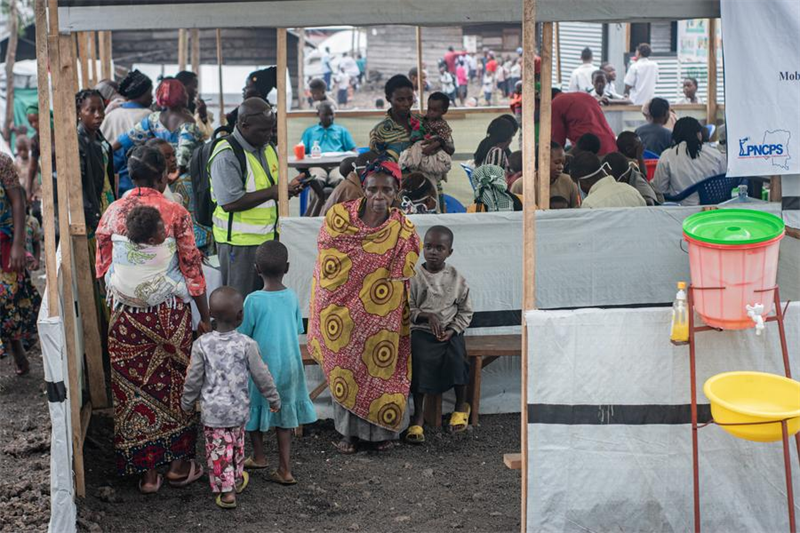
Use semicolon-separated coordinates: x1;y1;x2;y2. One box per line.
95;145;211;493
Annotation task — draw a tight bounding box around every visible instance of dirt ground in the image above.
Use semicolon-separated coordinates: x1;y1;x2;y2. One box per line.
1;328;521;533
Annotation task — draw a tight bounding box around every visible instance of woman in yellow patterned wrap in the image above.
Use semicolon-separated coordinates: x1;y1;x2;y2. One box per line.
307;160;420;454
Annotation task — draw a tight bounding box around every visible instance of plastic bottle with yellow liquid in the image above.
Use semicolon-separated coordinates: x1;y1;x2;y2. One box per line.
670;281;689;345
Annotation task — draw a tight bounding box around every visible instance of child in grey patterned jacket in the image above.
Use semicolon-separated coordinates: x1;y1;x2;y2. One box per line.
181;285;280;509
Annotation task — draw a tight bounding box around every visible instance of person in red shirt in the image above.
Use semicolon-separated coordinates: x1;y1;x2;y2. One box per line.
485;53;497;74
444;46;466;75
550;89;617;155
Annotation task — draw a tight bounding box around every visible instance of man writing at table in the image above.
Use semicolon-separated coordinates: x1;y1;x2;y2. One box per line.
209;98;305;297
300;101;357;209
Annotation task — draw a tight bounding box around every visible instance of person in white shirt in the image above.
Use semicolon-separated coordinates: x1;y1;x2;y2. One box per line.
439;64;456;105
624;43;660;105
570;152;646;209
652;117;727;206
568;47;596;93
675;77;704;104
588;70;632;105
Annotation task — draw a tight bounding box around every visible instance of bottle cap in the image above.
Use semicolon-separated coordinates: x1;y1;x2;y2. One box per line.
677;281;686;290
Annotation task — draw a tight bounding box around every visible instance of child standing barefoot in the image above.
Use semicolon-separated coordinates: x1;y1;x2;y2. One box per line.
406;226;474;443
181;286;281;509
240;241;317;484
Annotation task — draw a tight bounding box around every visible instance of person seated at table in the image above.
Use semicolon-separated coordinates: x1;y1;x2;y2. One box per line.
588;70;631;106
399;172;438;214
320;150;380;216
570;152;646;209
635;98;673;155
473;116;518;172
308;78;338;111
506;150;523;190
511;142;580;209
564;133;600;176
652;117;726;206
603;151;661;206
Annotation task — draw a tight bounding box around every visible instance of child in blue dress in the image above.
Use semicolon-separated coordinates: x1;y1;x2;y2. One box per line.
239;240;317;484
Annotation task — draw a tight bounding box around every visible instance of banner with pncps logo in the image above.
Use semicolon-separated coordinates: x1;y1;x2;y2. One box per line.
721;0;799;177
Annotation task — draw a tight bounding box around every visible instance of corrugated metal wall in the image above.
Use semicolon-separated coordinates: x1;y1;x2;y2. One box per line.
551;22;604;88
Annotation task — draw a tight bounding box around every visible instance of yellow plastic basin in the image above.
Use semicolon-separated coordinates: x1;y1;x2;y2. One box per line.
703;371;800;442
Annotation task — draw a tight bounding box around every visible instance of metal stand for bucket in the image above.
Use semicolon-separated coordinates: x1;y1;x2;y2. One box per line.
687;285;799;533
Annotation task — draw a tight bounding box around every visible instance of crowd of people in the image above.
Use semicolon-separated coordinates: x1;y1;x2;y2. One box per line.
0;32;729;510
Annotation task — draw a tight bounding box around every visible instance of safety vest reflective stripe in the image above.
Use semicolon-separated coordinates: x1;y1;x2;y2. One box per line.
208;140;279;246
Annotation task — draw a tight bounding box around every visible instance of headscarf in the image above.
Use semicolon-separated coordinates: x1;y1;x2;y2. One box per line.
25;102;38;116
360;159;402;185
118;70;153;100
473;164;516;212
155;79;187;109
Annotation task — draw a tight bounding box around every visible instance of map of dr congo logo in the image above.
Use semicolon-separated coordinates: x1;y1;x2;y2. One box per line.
738;130;792;170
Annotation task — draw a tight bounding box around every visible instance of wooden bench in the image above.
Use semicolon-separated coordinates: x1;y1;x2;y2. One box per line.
300;334;521;429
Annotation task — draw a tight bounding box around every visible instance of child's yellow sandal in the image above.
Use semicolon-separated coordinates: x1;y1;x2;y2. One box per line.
449;405;471;433
405;424;425;444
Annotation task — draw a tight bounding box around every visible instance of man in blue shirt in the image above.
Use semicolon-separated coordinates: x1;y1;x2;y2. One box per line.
301;102;356;154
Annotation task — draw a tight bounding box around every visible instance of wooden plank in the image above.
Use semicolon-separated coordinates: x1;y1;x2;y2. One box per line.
53;26;109;414
706;18;718;127
80;400;92;443
296;27;305;109
536;22;553;209
521;0;538;530
34;0;58;316
190;28;200;78
87;31;97;85
470;356;484;426
104;31;113;78
416;26;424;113
555;22;562;85
178;28;187;71
97;31;109;80
276;28;289;218
423;393;443;428
77;32;90;89
47;0;85;496
504;453;522;470
216;29;225;125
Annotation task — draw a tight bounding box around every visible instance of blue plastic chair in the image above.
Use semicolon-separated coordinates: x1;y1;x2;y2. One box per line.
460;163;477;191
442;194;466;213
643;150;660;160
663;174;743;205
299;187;309;215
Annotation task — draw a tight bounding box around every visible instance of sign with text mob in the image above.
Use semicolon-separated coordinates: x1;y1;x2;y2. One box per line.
722;0;800;177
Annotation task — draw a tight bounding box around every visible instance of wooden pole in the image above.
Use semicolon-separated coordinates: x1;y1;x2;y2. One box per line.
97;31;109;80
34;0;57;316
536;23;553;210
416;27;424;113
104;31;113;78
554;22;561;86
3;0;18;142
216;29;225;125
77;32;90;89
521;0;537;530
297;27;305;109
706;18;718;127
277;28;289;218
190;28;200;85
87;31;97;85
178;29;187;72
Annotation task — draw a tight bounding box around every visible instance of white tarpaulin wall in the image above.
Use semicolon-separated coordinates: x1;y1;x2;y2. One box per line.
722;0;800;177
525;304;800;533
36;248;77;533
283;206;800;417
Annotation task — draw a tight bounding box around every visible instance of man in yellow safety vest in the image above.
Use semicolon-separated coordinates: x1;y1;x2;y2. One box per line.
209;98;304;296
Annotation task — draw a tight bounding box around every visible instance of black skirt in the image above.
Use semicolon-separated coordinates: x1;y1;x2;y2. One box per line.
410;330;469;394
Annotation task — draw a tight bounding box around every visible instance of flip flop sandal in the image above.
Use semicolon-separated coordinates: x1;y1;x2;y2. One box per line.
215;493;237;509
244;457;268;470
138;473;163;495
405;425;425;444
269;470;298;485
167;459;204;488
449;405;472;433
235;471;250;494
333;440;357;455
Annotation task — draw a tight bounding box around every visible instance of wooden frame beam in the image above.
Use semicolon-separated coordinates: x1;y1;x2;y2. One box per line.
277;28;289;217
536;22;553;209
521;0;538;531
190;28;200;84
87;31;97;86
706;18;718;127
296;27;305;110
216;29;225;125
416;27;424;113
77;31;90;89
178;28;187;72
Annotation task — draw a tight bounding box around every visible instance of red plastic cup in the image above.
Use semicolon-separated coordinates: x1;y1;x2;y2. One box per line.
294;144;305;160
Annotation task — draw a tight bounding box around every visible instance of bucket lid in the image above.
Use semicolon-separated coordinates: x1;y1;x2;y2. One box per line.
683;209;785;245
